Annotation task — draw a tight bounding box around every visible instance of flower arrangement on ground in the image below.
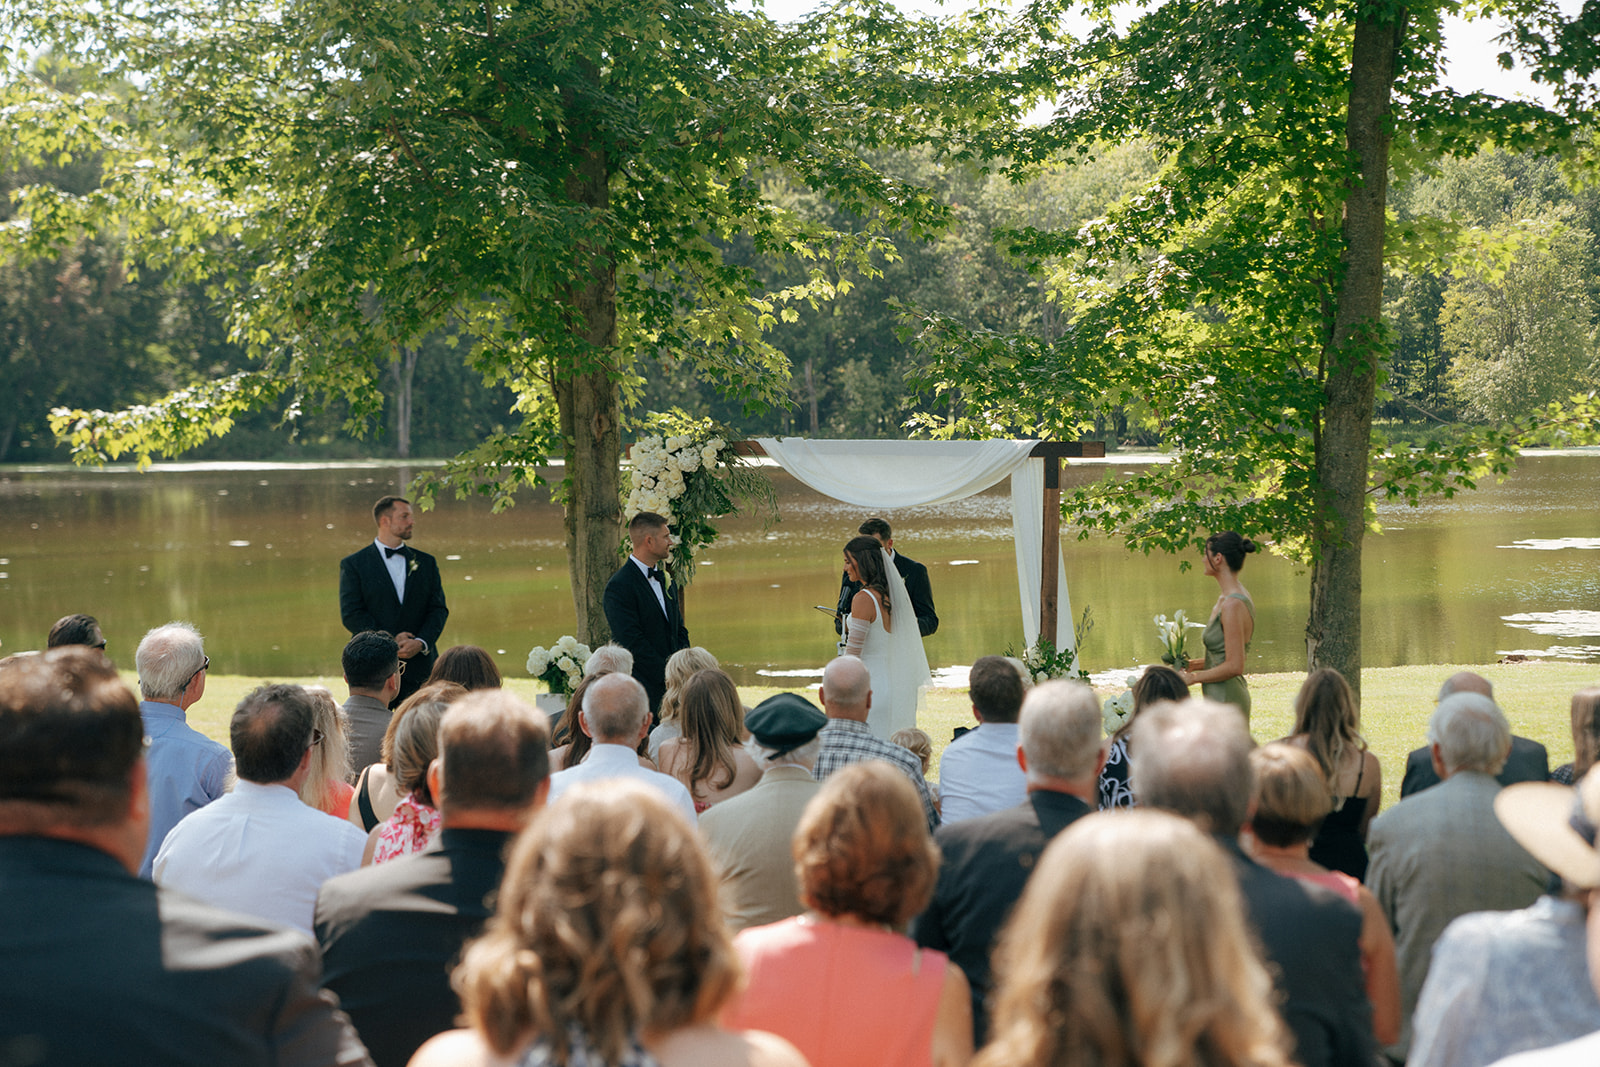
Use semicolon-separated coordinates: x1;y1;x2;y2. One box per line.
526;636;591;696
622;414;775;588
1154;610;1191;669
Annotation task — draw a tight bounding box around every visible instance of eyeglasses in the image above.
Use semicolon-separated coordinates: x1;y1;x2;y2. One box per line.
184;656;210;690
310;728;325;747
394;661;406;677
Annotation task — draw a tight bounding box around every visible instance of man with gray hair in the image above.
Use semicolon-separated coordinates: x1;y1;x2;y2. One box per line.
1369;690;1549;1060
814;655;939;830
135;621;232;877
1132;698;1375;1067
914;679;1105;1044
545;672;695;823
584;642;634;677
154;683;368;936
1401;671;1550;796
700;692;827;933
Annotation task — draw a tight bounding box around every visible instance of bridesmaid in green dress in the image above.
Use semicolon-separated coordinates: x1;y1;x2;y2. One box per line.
1182;532;1257;719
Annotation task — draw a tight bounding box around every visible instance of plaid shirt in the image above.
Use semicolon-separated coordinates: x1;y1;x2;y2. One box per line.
815;719;941;831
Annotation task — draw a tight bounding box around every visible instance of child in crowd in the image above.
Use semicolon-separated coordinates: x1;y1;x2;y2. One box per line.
891;727;940;815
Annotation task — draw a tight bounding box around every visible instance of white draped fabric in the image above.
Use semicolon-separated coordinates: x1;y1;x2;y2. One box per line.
754;438;1076;659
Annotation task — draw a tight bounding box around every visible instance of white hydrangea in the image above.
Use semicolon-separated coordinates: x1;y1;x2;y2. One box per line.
526;646;551;676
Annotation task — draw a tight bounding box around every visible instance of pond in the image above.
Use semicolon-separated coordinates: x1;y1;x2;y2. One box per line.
2;451;1598;687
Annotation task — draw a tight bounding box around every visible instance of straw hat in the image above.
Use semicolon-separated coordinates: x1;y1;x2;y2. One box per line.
1494;771;1600;890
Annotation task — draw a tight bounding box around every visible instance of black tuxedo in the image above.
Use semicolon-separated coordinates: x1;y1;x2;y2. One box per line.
1399;734;1550;797
835;550;938;637
339;542;449;704
604;557;689;715
0;836;371;1067
315;827;512;1067
913;790;1091;1044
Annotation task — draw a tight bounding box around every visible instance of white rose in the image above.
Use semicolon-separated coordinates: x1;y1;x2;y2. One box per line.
701;444;719;467
707;437;725;452
527;648;550;675
665;435;688;452
557;656;575;673
556;635;576;652
676;449;701;473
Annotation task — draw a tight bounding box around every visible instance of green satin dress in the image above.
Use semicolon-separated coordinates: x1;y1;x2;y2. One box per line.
1201;592;1253;719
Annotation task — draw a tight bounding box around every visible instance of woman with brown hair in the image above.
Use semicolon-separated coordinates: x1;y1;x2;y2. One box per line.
346;680;467;833
979;809;1293;1067
1098;664;1189;810
408;781;806;1067
840;534;930;738
1181;530;1257;718
1280;666;1382;879
427;644;503;690
656;669;760;813
1552;687;1600;784
722;761;973;1067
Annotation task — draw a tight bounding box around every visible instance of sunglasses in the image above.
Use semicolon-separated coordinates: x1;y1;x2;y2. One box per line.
185;656;210;690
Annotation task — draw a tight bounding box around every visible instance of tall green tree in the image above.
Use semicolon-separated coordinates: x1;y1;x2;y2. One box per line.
3;0;985;640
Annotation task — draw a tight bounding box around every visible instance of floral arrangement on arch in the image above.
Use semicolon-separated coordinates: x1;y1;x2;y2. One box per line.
622;414;775;588
526;636;592;696
1011;638;1081;685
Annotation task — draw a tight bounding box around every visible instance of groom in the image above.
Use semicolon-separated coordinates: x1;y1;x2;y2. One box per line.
834;517;939;638
604;511;690;719
339;495;449;706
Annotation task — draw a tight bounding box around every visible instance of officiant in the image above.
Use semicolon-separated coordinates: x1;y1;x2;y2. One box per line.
833;517;938;638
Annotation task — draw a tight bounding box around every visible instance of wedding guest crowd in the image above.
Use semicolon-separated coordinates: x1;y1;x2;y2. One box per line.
10;593;1600;1067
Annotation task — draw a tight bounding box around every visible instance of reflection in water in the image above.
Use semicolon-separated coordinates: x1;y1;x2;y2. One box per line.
1501;611;1600;637
1502;538;1600;551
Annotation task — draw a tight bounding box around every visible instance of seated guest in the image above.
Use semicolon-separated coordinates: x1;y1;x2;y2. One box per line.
1132;698;1376;1067
300;685;356;818
890;727;939;814
365;697;449;864
546;672;696;823
1407;774;1600;1067
317;691;551;1067
647;645;718;760
814;656;940;831
701;693;827;933
1280;667;1382;880
938;655;1027;824
979;810;1294;1067
426;644;501;690
584;641;635;677
0;649;370;1066
1552;687;1600;785
341;630;402;773
915;679;1105;1045
134;621;232;877
722;762;973;1067
548;670;607;772
410;781;806;1067
1369;690;1549;1060
657;668;761;812
347;681;465;834
154;683;368;936
1245;743;1401;1047
1401;672;1549;796
47;613;104;650
1098;664;1187;809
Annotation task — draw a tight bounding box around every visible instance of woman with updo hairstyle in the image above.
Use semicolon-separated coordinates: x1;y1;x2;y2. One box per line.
427;644;502;691
347;680;467;833
1281;666;1381;879
1098;664;1190;810
657;668;760;812
1552;687;1600;784
409;781;807;1067
1244;743;1401;1046
722;761;973;1067
1182;530;1258;719
979;809;1293;1067
363;697;450;865
648;645;721;761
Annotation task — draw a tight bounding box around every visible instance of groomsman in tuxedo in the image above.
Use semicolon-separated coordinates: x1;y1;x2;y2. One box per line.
340;496;449;706
833;516;939;637
603;512;689;718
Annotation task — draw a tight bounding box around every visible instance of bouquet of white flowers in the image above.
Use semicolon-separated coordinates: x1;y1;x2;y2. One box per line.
1154;610;1191;669
1102;680;1138;735
526;635;592;696
1015;639;1078;685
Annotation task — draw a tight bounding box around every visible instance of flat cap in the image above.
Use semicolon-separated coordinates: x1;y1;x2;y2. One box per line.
746;692;827;758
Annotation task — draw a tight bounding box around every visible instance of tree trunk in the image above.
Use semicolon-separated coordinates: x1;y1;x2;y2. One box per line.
557;137;623;648
806;355;820;435
389;345;419;458
1307;8;1403;702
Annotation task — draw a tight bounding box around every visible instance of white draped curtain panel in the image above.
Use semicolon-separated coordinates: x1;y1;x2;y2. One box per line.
754;438;1076;662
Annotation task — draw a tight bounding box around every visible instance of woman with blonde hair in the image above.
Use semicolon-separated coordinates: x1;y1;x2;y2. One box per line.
1280;666;1381;879
979;809;1292;1067
1244;743;1401;1046
298;685;355;819
657;669;760;813
648;646;721;761
722;761;973;1067
409;781;806;1067
1552;687;1600;784
347;680;467;833
363;696;451;864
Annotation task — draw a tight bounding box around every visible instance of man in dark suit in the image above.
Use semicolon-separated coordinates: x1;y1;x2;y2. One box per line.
0;647;372;1067
1132;698;1377;1067
1399;671;1550;797
340;496;449;705
914;679;1106;1044
316;691;550;1067
834;516;938;637
603;511;689;717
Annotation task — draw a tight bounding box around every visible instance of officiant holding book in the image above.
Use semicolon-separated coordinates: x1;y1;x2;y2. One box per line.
833;517;938;638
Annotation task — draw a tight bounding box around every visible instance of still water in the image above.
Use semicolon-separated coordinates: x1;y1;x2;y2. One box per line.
2;452;1598;686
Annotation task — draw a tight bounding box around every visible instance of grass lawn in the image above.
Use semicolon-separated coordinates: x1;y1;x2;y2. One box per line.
157;659;1597;814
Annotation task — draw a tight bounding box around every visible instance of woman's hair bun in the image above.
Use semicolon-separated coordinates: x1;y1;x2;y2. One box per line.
1242;538;1258;554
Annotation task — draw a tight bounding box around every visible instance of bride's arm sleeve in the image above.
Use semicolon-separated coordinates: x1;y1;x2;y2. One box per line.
843;615;869;657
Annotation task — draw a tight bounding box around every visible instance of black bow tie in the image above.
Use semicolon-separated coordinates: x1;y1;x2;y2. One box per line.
647;568;664;584
384;546;405;559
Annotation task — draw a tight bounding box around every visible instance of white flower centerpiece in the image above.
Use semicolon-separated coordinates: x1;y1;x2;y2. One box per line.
1154;610;1192;670
1013;638;1080;686
526;635;591;697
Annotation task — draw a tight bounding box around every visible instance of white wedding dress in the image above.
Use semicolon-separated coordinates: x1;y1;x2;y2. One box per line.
844;550;931;738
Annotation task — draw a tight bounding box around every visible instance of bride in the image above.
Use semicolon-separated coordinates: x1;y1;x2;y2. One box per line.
840;535;931;737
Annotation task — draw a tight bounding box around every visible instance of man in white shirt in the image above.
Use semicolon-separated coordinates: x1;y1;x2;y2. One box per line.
546;672;697;824
938;655;1027;823
155;683;368;936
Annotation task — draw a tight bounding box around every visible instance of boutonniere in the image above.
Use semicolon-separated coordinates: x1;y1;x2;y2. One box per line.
407;558;418;576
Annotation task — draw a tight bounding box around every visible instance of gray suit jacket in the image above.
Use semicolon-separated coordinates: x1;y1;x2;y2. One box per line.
342;693;393;775
699;765;821;934
1368;771;1549;1058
